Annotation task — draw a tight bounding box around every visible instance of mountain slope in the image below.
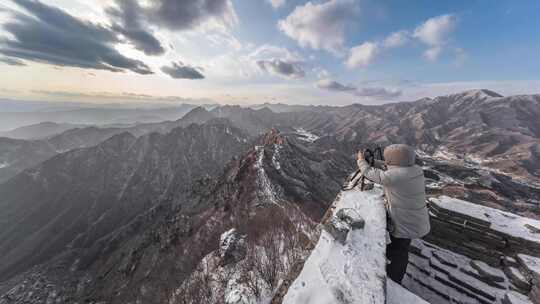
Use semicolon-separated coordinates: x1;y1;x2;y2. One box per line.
0;107;221;183
0;127;355;304
0;119;251;282
1;90;540;304
0;137;57;183
0;122;87;140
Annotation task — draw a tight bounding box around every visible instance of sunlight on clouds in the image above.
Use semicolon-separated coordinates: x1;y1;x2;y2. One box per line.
0;0;536;106
383;30;410;48
278;0;359;55
346;42;379;68
268;0;286;10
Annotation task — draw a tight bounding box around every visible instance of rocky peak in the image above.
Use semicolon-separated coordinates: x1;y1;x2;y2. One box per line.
449;89;503;101
258;128;284;146
177;106;215;124
98;131;136;153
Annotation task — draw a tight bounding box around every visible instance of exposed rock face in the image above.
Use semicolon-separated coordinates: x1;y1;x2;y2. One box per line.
220;229;247;266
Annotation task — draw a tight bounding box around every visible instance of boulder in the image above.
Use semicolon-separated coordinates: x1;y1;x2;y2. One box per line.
219;229;247;266
323;215;350;244
336;208;365;230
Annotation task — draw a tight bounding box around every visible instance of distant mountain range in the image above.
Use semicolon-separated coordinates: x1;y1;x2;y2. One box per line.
0;122;87;140
0;89;539;303
0;104;204;131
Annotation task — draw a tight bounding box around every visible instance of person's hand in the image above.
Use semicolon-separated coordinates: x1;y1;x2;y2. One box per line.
357;150;364;163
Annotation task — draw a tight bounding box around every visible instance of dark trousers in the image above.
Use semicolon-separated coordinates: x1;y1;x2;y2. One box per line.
386;234;411;284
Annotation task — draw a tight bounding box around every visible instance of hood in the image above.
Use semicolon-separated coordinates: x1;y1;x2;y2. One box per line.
384;144;416;167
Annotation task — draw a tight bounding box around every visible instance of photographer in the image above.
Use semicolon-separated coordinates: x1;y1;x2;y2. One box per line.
357;144;430;284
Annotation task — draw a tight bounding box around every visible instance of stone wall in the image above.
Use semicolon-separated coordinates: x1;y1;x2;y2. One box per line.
423;196;540;304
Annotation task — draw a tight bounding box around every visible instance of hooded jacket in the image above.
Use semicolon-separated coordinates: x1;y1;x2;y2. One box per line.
357;145;430;239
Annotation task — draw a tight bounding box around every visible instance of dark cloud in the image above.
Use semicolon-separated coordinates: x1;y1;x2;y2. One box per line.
317;79;402;99
149;0;235;30
108;0;236;33
107;0;165;55
0;56;26;66
0;0;152;74
354;87;402;99
161;61;205;79
257;59;305;79
316;79;356;92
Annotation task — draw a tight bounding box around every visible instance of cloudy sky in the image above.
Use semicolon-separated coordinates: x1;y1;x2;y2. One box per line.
0;0;538;105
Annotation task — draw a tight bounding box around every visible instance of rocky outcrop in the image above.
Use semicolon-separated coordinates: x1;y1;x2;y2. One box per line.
323;208;365;244
219;229;247;266
336;208;365;229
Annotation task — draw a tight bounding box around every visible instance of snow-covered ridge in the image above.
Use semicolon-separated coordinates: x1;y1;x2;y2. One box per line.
282;187;388;304
254;145;280;206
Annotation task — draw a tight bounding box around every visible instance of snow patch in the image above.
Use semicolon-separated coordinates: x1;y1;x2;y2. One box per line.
295;128;319;143
283;187;387;304
272;144;282;170
432;148;459;161
422;147;540;188
387;279;429;304
220;229;240;254
0;161;8;168
254;146;281;206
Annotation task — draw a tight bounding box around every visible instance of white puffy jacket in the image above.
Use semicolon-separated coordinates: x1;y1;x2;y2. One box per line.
357;159;430;239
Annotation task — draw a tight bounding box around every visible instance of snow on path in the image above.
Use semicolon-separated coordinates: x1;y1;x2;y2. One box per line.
386;279;429;304
282;187;387;304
